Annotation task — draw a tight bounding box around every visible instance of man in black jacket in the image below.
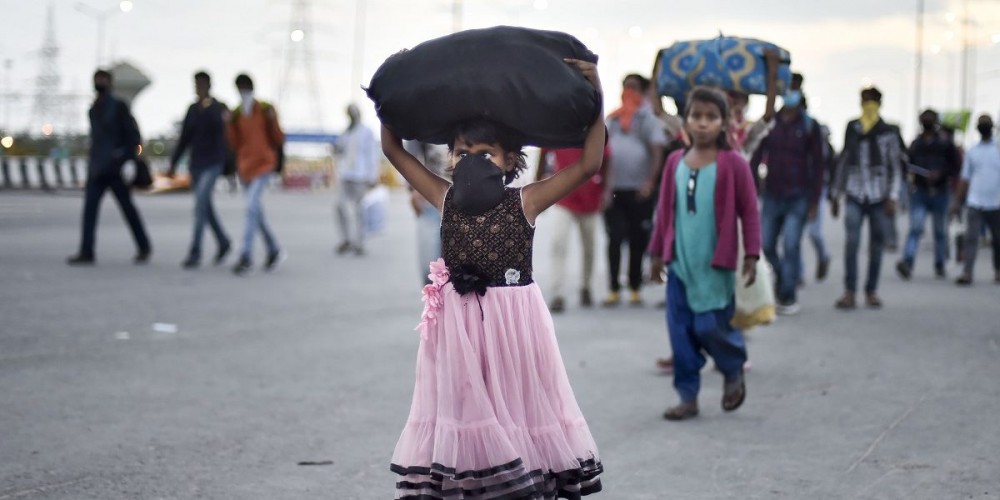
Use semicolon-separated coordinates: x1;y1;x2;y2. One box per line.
896;109;961;280
167;71;232;269
67;69;151;265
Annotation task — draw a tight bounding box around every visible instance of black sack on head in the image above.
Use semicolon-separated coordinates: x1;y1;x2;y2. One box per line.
366;26;601;149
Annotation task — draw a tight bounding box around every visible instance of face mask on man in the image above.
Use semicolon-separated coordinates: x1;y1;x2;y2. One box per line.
451;153;507;216
94;82;109;94
783;90;802;108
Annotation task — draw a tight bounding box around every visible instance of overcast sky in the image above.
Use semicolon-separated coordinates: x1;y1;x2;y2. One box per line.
3;0;1000;148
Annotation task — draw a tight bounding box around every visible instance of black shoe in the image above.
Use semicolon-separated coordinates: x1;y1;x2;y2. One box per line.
895;260;912;280
232;257;253;276
580;289;593;308
134;250;152;265
264;250;286;272
181;256;199;269
214;241;231;266
66;254;95;266
353;245;365;257
549;297;565;313
816;258;830;282
935;266;946;279
335;242;352;255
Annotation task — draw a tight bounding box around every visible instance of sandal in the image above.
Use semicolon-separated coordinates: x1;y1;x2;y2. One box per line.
865;293;883;309
722;372;746;412
663;401;699;421
834;293;856;310
655;357;674;374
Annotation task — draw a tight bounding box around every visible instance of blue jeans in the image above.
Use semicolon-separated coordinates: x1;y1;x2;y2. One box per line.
903;188;949;270
666;270;747;403
844;199;888;293
240;173;279;260
416;200;442;284
761;194;809;302
799;193;831;280
188;165;229;259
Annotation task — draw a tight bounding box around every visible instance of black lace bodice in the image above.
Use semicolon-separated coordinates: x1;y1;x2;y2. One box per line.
441;187;534;287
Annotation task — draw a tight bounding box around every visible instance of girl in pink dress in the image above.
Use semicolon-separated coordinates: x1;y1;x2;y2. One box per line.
379;58;605;499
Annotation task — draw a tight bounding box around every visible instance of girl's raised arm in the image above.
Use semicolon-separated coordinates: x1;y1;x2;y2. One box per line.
381;125;451;210
522;59;604;224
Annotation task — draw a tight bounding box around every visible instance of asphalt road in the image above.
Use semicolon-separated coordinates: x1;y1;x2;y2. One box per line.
1;187;998;499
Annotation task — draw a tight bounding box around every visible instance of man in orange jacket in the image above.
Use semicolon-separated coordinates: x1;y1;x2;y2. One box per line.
227;73;285;275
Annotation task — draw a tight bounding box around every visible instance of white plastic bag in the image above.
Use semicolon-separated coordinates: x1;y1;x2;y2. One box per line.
732;222;775;330
361;185;389;235
732;257;776;330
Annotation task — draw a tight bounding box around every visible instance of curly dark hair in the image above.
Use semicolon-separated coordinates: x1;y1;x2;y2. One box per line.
448;119;527;184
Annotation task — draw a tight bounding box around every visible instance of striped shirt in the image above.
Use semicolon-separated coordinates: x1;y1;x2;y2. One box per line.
832;119;904;204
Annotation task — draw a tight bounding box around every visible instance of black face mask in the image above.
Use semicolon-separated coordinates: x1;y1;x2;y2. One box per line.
978;124;993;140
452;153;506;215
921;120;936;131
94;83;109;94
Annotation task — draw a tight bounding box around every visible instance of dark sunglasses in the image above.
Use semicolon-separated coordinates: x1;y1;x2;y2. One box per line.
686;168;699;214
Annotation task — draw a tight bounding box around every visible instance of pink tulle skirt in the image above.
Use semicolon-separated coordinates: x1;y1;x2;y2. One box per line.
392;282;603;499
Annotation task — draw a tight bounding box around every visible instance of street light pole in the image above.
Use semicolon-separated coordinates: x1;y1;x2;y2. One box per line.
75;2;128;68
915;0;924;114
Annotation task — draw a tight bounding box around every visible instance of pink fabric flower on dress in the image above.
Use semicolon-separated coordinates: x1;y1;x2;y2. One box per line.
416;259;449;340
427;258;450;287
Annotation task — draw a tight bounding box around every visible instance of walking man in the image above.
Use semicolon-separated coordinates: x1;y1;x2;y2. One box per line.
749;76;824;315
67;69;151;265
951;114;1000;285
829;86;903;309
168;71;232;269
604;73;668;306
227;73;285;275
334;104;379;256
535;147;611;312
897;109;961;280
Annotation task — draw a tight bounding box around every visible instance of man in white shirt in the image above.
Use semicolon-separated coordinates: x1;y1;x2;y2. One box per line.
951;114;1000;285
334;104;379;256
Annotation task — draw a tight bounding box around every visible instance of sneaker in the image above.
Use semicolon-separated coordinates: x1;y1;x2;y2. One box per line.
776;300;800;316
628;290;643;306
602;291;620;307
133;249;152;265
353;245;366;257
335;241;352;255
955;274;973;286
935;266;947;279
834;292;857;310
66;254;95;266
580;289;593;308
214;241;231;266
264;250;286;272
816;258;830;282
549;297;565;313
181;255;199;269
663;401;699;421
895;260;912;280
232;257;253;276
865;292;883;309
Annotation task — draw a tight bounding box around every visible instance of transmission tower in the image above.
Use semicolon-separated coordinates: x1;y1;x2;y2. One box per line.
32;4;63;135
277;0;325;131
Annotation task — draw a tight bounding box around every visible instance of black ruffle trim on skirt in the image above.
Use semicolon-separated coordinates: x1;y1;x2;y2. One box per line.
391;457;603;499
